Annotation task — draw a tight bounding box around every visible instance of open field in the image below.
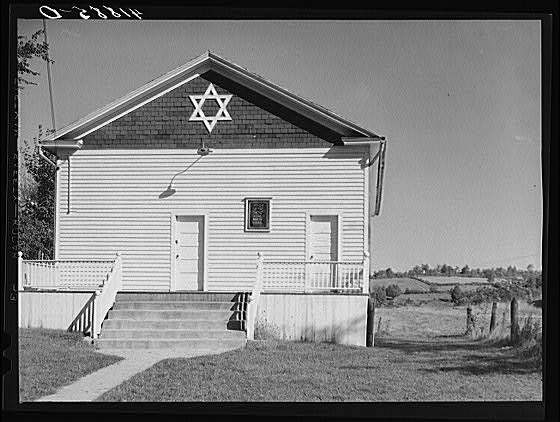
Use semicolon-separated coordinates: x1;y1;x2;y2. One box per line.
375;299;542;339
18;328;123;402
97;299;542;402
369;277;430;292
416;276;491;285
369;276;494;295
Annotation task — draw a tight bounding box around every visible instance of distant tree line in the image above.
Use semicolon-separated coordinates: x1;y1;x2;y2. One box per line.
371;263;541;286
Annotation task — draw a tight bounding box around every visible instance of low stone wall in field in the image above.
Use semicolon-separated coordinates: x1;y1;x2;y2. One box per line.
256;293;368;346
19;290;96;331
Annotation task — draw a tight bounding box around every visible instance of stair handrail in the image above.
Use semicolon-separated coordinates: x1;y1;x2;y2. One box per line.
92;252;122;339
246;252;264;340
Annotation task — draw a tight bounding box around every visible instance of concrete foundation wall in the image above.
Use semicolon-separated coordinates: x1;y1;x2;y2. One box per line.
256;293;368;346
19;291;95;331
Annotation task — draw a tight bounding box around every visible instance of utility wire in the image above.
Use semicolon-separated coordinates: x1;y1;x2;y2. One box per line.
43;19;56;133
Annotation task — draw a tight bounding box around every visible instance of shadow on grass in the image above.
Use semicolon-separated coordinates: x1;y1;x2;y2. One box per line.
375;336;542;376
375;336;492;353
419;353;542;376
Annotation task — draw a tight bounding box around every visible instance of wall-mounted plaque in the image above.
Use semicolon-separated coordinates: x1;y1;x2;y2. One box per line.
245;198;271;231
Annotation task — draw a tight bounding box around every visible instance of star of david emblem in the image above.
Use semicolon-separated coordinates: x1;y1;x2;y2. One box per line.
188;83;233;133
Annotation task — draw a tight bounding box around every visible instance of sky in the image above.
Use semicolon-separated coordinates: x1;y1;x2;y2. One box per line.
17;19;543;272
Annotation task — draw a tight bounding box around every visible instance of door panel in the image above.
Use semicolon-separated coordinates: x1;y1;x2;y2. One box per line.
309;215;338;261
309;215;338;288
175;216;204;291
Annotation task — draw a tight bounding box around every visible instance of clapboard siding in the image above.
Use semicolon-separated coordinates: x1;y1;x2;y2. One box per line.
19;292;96;330
56;146;366;291
257;293;368;346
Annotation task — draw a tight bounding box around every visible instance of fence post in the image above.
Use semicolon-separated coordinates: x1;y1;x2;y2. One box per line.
362;252;370;294
510;297;519;344
466;306;474;336
489;302;498;333
18;251;23;291
366;295;375;347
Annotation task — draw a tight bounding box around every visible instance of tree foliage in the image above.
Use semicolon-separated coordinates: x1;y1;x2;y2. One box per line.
18;131;56;259
385;284;402;298
17;28;56;259
370;285;387;306
17;29;53;88
450;285;464;304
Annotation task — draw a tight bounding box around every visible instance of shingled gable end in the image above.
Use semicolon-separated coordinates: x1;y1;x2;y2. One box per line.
24;51;387;347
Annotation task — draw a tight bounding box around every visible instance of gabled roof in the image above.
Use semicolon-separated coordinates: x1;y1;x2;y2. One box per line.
43;50;383;142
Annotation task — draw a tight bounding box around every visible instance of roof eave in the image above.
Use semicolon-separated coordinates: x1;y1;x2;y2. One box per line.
43;52;211;141
39;139;83;155
342;136;386;146
206;52;379;138
44;51;381;142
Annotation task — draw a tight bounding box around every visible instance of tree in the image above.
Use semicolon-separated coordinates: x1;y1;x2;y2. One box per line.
385;268;395;279
370;285;387;305
411;265;422;275
373;270;386;279
18;127;56;259
386;284;403;298
483;268;496;283
18;29;53;88
461;265;470;275
450;285;464;305
17;29;56;259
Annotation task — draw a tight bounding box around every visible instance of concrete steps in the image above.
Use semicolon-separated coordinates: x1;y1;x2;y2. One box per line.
115;292;247;302
96;292;249;351
96;338;245;351
102;319;229;331
107;309;235;321
112;301;237;310
101;328;246;339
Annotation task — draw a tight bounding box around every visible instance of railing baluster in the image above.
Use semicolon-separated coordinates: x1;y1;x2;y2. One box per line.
290;264;295;289
245;259;365;293
20;259;115;290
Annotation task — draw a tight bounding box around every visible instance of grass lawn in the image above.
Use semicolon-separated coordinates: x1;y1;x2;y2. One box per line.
97;335;542;402
19;328;124;402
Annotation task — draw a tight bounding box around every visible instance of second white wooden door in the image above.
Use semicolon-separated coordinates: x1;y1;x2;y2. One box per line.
309;215;338;288
174;216;204;291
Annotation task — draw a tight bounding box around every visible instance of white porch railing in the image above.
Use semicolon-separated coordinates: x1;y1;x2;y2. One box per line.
92;252;123;338
18;251;123;339
246;252;370;340
20;258;115;290
262;252;370;293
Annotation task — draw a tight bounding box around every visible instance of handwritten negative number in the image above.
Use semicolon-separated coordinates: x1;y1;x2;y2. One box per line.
39;5;143;19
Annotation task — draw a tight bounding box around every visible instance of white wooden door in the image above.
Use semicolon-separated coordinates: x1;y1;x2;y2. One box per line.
309;215;338;289
174;216;204;291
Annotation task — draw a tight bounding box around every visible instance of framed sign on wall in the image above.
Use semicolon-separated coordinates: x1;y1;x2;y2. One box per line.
244;198;272;232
